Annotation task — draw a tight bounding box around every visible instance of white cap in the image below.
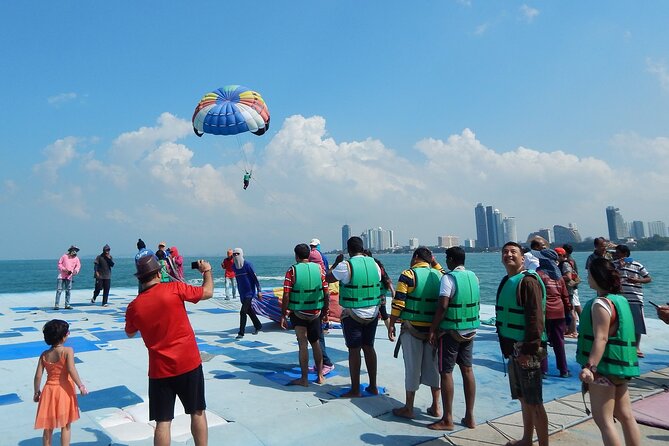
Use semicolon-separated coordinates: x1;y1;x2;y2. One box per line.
309;238;321;246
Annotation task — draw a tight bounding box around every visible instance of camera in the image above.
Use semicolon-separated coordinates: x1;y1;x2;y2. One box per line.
191;261;200;270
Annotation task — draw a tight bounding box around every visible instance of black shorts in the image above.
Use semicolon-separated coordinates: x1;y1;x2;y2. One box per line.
289;312;321;343
342;316;378;349
508;358;543;405
149;364;206;422
438;331;474;373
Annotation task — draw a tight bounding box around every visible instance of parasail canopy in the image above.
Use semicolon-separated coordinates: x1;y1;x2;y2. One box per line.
192;85;270;137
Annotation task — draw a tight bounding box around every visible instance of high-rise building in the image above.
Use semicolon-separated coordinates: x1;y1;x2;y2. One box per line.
361;227;393;251
474;203;489;249
438;235;460;248
527;228;552;243
464;239;475;248
341;224;351;250
606;206;628;241
486;206;499;248
553;223;582;245
648;221;667;238
409;237;419;250
503;217;517;243
629;221;645;240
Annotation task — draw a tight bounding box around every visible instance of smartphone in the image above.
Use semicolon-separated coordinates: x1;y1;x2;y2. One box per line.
191;261;200;270
649;301;660;309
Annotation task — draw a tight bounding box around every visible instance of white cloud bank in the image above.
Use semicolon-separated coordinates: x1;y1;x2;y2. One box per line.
15;114;669;256
647;58;669;92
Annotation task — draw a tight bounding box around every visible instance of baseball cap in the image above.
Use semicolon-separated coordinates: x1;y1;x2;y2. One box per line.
554;247;566;256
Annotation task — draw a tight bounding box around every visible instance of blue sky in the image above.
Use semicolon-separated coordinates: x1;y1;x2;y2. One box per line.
1;1;669;259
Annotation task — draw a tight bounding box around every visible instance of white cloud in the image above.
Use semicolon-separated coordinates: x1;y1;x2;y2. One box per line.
143;141;240;208
105;209;132;224
0;179;17;202
33;137;79;182
474;23;489;35
110;112;192;163
47;92;77;106
520;4;539;23
83;155;129;188
646;58;669;92
41;185;89;219
18;113;669;255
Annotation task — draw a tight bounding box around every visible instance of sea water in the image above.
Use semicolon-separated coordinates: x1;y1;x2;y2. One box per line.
2;251;667;319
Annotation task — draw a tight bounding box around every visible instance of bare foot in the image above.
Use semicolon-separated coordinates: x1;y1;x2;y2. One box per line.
427;420;454;431
426;406;441;418
287;378;308;387
340;389;361;398
504;440;532;446
316;374;325;384
365;385;379;395
461;417;476;429
392;406;415;419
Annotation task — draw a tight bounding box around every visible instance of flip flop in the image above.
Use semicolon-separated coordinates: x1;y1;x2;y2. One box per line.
637;352;645;358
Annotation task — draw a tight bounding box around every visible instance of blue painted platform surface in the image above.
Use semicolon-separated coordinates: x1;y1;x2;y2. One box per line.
0;287;667;445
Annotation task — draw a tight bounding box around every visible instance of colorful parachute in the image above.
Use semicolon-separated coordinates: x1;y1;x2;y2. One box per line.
192;85;270;137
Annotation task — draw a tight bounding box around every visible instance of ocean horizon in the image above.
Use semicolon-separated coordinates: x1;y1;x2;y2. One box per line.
3;251;668;320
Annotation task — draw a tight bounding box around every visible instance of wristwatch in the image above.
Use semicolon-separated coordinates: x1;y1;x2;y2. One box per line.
584;362;597;373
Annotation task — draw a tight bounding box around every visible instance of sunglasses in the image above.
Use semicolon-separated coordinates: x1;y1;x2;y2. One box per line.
233;253;240;256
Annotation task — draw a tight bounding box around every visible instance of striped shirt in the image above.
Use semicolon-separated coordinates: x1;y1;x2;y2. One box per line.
614;260;650;303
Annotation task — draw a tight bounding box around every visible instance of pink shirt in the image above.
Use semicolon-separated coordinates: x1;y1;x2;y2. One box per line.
308;249;325;270
57;254;81;280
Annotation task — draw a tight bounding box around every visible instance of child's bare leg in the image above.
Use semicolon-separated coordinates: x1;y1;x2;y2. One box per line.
60;424;71;446
42;428;53;446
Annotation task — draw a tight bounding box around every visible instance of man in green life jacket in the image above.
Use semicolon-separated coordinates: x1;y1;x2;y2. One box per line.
326;236;382;397
388;246;443;419
496;242;548;446
280;244;330;386
427;246;480;431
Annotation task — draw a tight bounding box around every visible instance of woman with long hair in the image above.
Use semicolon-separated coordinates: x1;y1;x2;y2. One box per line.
576;257;640;446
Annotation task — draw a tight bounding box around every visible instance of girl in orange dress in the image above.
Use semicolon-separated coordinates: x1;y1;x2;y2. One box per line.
33;319;88;446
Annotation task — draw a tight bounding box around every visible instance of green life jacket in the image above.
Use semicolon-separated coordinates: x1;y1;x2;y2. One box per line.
287;262;324;311
440;269;481;331
379;280;388;298
159;260;171;283
495;270;546;342
401;266;443;323
576;294;639;378
340;256;381;308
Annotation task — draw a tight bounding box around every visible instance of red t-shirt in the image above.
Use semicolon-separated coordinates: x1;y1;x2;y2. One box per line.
223;257;236;278
125;282;203;378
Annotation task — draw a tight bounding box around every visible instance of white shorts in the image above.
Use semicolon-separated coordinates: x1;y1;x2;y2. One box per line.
572;289;580;307
400;330;440;391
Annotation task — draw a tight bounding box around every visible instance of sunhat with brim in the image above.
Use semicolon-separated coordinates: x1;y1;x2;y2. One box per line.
135;256;161;279
68;245;80;253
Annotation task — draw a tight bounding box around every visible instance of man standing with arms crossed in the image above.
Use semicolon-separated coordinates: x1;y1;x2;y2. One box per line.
125;255;214;446
496;242;548;446
280;243;329;386
326;236;381;397
428;246;480;431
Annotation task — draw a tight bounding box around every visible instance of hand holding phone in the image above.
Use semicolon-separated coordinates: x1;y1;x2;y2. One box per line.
649;301;660;309
191;261;200;269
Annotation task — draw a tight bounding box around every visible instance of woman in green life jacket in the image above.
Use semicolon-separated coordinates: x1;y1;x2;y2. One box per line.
577;257;640;446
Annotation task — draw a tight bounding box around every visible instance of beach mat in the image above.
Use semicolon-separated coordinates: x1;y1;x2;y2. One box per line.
633;391;669;429
264;367;339;385
328;385;386;398
79;385;143;412
0;393;21;406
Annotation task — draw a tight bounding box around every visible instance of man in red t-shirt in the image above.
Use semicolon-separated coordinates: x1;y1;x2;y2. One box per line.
125;256;214;446
221;249;237;300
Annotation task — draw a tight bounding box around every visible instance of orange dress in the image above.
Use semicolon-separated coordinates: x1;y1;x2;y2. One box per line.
34;354;80;429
